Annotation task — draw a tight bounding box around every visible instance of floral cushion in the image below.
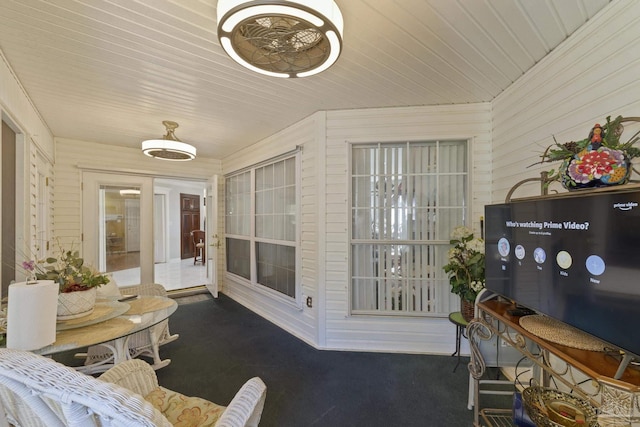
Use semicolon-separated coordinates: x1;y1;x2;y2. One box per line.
145;386;226;426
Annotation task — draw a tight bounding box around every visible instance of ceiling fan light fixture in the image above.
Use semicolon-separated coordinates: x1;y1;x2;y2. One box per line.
217;0;344;78
141;121;196;161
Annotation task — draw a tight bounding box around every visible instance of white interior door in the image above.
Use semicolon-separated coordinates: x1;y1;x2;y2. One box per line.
205;174;219;297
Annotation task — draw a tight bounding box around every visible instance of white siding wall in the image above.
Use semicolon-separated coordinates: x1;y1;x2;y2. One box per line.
54;138;221;250
492;0;640;202
323;104;492;353
222;105;491;354
222;112;323;347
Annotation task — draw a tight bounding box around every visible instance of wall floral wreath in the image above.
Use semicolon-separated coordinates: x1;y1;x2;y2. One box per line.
539;115;640;190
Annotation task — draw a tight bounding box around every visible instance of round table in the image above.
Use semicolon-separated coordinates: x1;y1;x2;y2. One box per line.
34;296;177;359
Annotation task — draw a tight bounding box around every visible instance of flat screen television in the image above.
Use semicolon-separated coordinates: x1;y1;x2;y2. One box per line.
484;187;640;374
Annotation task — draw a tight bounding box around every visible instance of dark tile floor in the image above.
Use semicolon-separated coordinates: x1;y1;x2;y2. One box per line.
155;294;478;427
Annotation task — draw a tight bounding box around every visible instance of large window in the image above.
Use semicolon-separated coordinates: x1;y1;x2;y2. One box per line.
225;156;298;299
350;141;468;316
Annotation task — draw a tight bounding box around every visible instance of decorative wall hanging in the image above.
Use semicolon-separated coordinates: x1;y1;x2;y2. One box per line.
539;116;640;191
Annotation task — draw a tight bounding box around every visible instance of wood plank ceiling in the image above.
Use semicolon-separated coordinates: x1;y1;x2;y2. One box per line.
0;0;611;159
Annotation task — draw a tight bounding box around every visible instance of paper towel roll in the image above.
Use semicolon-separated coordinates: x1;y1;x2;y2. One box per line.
7;280;58;351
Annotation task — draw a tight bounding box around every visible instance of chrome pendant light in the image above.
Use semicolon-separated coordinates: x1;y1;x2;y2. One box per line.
141;121;196;161
217;0;344;78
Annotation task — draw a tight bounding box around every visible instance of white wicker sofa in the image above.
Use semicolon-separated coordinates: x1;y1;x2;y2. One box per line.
0;349;266;427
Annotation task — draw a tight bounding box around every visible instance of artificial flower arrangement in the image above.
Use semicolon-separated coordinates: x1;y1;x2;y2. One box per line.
21;241;109;293
442;226;485;302
539;115;640;190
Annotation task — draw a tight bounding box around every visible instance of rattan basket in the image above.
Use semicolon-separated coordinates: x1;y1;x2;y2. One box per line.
523;386;598;427
461;298;475;322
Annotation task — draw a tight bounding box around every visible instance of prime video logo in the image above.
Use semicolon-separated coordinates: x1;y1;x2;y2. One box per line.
613;201;639;211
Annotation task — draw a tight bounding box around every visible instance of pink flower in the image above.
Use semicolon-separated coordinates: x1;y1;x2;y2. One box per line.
22;260;36;271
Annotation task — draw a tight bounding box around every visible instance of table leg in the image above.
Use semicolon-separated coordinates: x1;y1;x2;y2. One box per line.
112;336;132;364
452;324;461;356
453;324;463;372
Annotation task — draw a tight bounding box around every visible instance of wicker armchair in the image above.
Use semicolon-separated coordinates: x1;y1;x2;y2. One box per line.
76;283;179;374
0;349;267;427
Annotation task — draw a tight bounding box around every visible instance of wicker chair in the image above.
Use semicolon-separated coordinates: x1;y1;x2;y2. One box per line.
0;349;267;427
75;283;179;374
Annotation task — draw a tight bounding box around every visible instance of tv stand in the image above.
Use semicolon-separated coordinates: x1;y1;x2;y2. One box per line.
615;354;638;381
468;296;640;426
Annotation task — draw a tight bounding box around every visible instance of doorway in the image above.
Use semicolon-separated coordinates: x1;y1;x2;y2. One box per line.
180;193;201;260
152;178;209;292
83;175;211;291
82;172;153;286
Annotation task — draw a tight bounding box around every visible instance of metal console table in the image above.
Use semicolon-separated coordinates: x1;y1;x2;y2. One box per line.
468;295;640;427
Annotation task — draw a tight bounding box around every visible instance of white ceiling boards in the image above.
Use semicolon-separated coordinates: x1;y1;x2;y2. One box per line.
0;0;611;158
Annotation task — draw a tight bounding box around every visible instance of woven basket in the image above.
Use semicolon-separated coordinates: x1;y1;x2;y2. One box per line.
461;299;475;322
523;386;598;427
57;287;97;320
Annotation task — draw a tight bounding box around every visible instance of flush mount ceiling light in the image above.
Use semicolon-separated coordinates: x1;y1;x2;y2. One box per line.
216;0;344;78
141;121;196;161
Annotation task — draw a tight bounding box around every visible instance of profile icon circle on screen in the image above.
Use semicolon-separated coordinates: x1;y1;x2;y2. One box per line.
498;238;510;257
533;247;546;264
586;255;605;276
556;250;572;269
514;245;525;260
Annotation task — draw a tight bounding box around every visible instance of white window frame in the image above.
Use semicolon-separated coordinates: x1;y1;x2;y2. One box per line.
224;152;301;305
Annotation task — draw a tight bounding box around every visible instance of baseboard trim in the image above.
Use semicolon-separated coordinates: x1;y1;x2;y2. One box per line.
167;285;210;299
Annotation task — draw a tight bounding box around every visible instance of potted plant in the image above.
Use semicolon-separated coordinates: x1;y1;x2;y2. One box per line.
22;241;110;319
443;226;485;321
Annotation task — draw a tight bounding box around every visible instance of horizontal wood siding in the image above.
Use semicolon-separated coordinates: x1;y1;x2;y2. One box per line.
324;104;492;353
0;51;54;160
221;113;322;346
492;0;640;202
54;138;221;249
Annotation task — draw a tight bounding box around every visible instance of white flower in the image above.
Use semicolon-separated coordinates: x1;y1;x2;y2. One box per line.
471;280;485;292
450;226;473;241
448;247;460;259
467;238;485;254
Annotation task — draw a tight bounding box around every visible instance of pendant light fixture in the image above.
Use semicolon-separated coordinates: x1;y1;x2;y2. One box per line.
216;0;344;78
141;121;196;161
